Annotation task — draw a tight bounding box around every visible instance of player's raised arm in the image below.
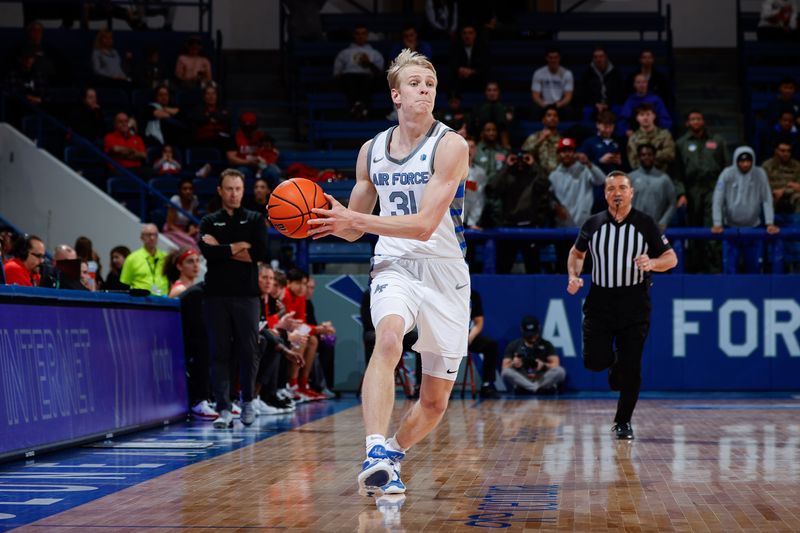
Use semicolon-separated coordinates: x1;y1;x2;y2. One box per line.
309;132;468;241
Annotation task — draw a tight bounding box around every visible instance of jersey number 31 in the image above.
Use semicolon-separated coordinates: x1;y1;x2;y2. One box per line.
389;190;418;215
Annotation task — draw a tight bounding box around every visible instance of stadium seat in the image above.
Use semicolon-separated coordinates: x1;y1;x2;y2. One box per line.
107;176;148;219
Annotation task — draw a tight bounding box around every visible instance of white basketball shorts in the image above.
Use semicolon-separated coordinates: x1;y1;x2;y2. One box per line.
369;255;470;379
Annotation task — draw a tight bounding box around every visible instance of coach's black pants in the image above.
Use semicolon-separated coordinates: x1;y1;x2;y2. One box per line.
204;296;260;413
582;284;651;424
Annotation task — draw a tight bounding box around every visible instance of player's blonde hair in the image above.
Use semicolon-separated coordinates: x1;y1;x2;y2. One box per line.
386;48;437;90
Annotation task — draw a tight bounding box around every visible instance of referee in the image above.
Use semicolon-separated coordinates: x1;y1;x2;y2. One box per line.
566;171;677;439
199;169;269;429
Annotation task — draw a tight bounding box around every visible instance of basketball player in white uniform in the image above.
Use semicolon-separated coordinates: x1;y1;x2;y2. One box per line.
308;49;470;497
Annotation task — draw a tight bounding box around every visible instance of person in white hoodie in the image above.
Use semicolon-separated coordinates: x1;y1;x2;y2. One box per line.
712;146;780;273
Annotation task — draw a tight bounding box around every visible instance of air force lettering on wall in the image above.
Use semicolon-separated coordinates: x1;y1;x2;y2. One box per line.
674;299;800;358
469;275;800;391
530;297;800;360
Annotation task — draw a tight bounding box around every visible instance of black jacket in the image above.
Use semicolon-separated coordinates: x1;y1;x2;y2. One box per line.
199;207;269;297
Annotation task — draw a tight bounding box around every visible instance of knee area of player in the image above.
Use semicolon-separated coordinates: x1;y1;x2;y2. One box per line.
417;394;448;415
374;334;405;358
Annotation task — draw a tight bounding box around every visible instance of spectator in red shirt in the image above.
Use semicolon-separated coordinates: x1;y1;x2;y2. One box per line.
226;111;282;188
283;268;335;401
4;234;45;287
104;112;147;174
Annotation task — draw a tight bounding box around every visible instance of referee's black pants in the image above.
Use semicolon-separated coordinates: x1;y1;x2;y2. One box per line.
582;284;651;424
203;296;260;413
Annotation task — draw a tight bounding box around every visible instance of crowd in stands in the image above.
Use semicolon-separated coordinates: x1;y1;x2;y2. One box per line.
2;2;800;281
311;8;798;275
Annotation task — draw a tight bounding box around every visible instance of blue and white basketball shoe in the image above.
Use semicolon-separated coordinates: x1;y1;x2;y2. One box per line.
381;449;406;494
358;445;394;497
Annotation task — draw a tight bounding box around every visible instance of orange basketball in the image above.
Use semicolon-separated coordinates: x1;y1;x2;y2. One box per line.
268;178;330;239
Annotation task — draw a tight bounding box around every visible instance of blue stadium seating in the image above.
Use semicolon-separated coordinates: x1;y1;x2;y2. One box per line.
107;176;148;218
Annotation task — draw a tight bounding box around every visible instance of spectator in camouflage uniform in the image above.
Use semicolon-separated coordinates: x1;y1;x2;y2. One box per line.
764;141;800;213
521;104;562;174
763;140;800;271
627;103;675;172
674;109;729;272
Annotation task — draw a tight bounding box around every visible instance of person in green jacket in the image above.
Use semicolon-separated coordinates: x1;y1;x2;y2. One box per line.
119;223;169;295
674;110;730;272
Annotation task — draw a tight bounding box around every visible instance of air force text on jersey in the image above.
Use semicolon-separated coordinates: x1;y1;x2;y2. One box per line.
372;171;430;187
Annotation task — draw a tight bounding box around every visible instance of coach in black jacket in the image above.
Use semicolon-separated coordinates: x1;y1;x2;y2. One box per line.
565;171;677;440
199;168;269;428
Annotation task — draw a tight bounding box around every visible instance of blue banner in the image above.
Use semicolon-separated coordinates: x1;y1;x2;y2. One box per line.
471;275;800;390
0;290;187;460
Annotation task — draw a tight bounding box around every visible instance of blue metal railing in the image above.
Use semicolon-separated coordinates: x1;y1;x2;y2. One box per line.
284;226;800;274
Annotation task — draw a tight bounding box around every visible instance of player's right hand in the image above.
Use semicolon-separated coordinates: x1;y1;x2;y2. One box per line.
567;276;583;295
308;194;351;239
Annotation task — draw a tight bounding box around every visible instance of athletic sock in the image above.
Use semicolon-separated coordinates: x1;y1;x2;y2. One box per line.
299;376;309;389
289;378;298;388
386;435;407;455
365;434;386;456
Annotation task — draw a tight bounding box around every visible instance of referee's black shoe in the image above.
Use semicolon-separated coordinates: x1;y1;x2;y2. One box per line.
612;422;634;440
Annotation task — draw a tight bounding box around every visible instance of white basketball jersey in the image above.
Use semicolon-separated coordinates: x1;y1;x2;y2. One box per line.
367;121;467;259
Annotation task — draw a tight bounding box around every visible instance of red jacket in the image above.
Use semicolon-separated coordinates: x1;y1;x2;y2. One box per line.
283;287;317;334
4;258;38;286
104;130;145;168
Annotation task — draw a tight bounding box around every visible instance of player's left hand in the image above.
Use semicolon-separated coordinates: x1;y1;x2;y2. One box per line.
634;254;653;272
308;194;352;239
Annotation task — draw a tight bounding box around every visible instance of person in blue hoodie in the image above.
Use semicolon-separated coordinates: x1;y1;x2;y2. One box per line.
712;146;780;273
618;74;672;135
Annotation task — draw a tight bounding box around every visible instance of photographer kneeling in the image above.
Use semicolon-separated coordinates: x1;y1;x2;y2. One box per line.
501;316;566;394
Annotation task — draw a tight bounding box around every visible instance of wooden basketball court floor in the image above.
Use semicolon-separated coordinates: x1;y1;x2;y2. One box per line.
4;394;800;532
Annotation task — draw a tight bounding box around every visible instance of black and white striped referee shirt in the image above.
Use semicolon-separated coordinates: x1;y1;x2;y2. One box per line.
574;209;671;288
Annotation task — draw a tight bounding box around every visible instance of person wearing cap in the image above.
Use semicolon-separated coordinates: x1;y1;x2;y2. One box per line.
226;111;282;187
500;316;565;395
712;146;780;273
566;171;678;439
521;105;562;174
549;137;606;228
